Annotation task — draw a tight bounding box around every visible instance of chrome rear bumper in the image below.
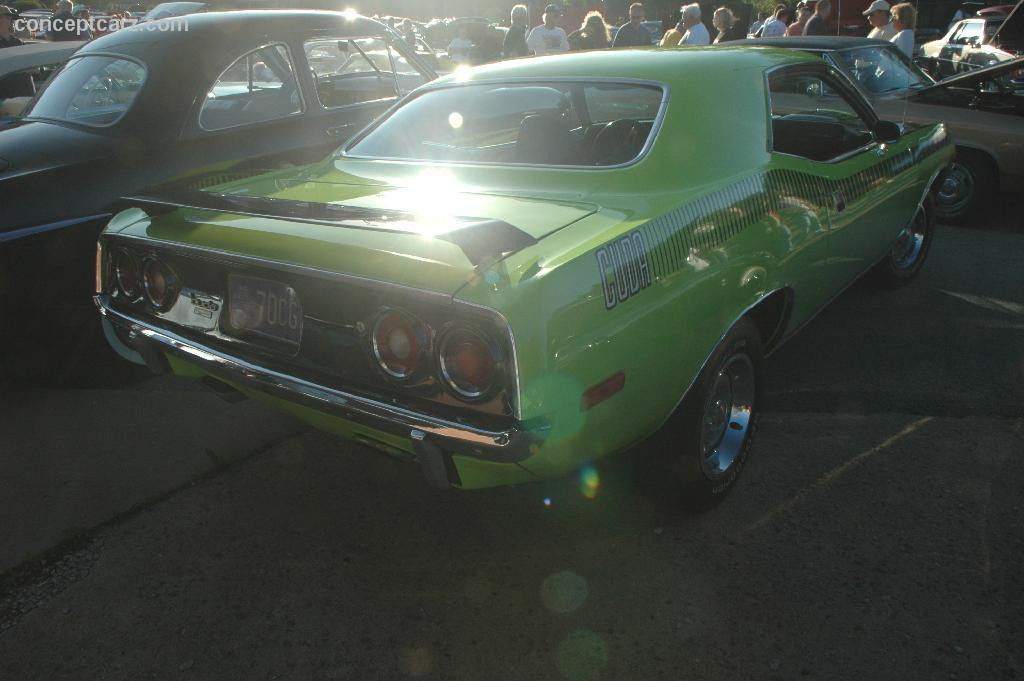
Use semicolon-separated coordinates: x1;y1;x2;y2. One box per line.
95;295;539;486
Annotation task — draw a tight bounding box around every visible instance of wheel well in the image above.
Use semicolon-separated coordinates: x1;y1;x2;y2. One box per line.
954;145;999;182
744;288;792;353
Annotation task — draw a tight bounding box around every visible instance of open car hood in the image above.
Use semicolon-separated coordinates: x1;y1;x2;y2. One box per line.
991;0;1023;50
914;55;1024;94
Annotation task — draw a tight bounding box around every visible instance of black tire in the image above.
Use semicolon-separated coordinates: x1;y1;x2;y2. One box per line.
934;147;996;225
869;193;935;288
660;318;763;510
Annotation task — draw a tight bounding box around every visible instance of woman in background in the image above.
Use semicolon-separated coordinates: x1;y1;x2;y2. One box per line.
889;2;916;57
568;11;612;50
712;7;744;43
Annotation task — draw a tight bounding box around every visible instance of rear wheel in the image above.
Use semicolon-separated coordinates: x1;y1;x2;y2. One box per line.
870;194;935;288
934;148;995;224
661;318;763;510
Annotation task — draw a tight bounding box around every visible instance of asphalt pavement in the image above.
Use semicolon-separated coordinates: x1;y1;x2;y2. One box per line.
0;203;1021;681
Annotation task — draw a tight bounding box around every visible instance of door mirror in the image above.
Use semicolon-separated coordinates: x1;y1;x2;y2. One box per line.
874;120;901;142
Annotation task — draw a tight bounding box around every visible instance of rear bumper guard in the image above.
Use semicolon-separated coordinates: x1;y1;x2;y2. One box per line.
95;295;539;486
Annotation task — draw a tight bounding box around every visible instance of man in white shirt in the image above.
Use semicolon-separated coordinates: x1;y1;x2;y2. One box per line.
759;4;790;37
677;3;710;45
863;0;896;40
527;4;570;55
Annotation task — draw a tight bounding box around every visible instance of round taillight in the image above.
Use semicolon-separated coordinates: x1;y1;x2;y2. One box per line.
142;258;179;311
439;326;496;400
371;310;428;380
114;249;140;300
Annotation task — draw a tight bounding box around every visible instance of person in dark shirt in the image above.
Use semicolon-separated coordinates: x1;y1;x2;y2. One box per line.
502;3;531;58
49;0;80;41
803;0;831;35
0;5;24;47
611;2;651;47
568;11;611;50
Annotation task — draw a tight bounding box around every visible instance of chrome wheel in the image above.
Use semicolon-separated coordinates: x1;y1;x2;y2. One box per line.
699;353;755;479
935;163;974;216
891;204;928;270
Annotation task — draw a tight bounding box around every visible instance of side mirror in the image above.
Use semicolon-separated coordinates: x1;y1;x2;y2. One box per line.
874;120;902;142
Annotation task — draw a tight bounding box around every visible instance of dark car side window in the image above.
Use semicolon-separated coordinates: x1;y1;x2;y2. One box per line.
25;56;146;127
199;44;302;132
304;37;426;109
767;70;874;163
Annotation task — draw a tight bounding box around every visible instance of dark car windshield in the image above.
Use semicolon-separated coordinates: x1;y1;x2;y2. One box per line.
345;80;666;167
834;45;932;95
25;56;146;127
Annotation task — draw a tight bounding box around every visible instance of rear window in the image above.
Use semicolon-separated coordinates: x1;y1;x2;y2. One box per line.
26;56;146;126
345;80;666;167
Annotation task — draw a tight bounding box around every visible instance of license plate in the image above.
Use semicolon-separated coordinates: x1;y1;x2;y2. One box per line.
227;274;303;347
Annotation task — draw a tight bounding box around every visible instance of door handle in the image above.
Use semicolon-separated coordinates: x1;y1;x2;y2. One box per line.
831;190;846;213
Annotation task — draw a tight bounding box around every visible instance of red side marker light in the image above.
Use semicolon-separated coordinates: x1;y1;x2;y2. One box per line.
581;371;626;411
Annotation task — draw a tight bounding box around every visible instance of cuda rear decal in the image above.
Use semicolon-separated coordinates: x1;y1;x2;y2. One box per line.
596;231;652;310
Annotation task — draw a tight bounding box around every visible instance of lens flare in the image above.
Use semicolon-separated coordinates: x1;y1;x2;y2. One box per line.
556;628;608;681
540;571;588;614
448;111;463;129
578;464;600;500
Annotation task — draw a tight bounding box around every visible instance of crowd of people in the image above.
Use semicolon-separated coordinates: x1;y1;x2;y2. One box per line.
496;0;916;59
0;0;919;60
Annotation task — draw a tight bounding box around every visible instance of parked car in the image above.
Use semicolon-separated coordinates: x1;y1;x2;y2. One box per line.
94;47;952;504
740;36;1023;222
0;10;435;380
0;40;84;122
919;4;1023;78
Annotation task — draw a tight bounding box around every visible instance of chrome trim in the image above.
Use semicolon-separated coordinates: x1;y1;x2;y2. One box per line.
0;213;112;244
96;296;537;463
340;77;671;171
103;233;523;418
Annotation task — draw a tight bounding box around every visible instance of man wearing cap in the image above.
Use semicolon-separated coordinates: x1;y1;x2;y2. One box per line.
0;5;23;47
527;4;570;55
864;0;896;40
611;3;652;47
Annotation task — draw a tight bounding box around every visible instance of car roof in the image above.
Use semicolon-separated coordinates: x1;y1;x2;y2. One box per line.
79;10;392;56
741;36;895;51
433;45;819;85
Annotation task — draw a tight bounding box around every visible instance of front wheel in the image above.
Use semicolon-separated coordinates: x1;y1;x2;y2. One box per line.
934;148;995;224
869;194;935;288
660;318;763;509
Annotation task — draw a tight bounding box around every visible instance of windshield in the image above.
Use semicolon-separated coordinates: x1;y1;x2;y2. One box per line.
833;46;932;95
25;56;146;126
345;80;665;167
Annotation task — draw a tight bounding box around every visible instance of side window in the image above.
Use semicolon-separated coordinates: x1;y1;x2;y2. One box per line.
199;44;301;132
767;70;874;162
954;21;983;44
306;37;419;109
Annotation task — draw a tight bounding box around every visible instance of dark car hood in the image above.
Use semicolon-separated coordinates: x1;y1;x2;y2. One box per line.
0;120;116;178
992;0;1022;50
915;55;1024;95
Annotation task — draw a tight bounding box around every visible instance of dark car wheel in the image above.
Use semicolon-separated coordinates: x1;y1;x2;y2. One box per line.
934;148;995;224
661;318;763;510
870;194;935;288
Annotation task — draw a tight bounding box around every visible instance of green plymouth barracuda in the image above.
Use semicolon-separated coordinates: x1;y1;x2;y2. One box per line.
93;47;953;506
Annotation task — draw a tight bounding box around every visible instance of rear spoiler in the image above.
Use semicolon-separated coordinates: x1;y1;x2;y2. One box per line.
118;191;538;267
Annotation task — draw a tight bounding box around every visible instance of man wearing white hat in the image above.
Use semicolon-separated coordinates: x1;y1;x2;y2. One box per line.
864;0;897;40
